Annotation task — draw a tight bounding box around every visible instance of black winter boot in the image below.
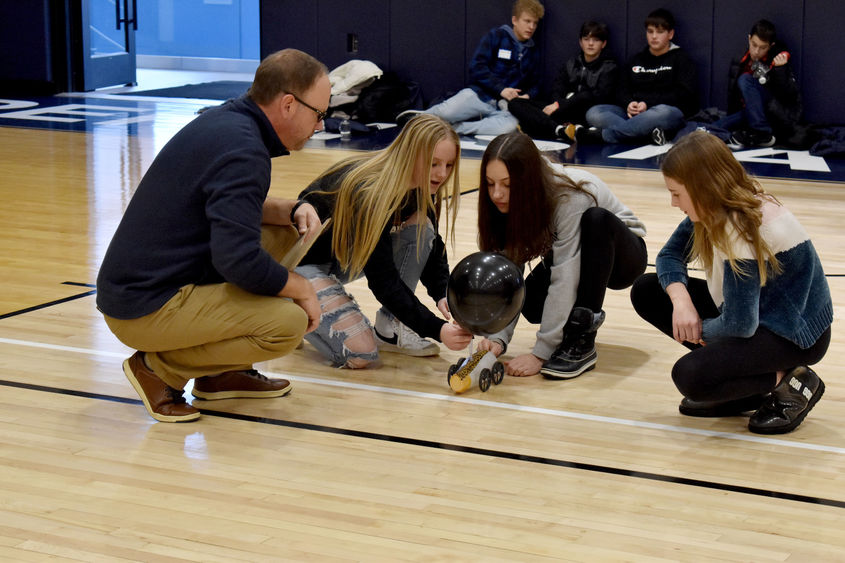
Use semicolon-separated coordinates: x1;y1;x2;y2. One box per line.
541;307;605;380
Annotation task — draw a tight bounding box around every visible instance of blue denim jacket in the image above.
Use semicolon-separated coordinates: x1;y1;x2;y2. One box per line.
656;217;832;349
468;25;540;102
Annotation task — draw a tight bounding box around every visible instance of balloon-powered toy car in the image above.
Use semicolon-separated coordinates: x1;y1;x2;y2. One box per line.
445;252;525;394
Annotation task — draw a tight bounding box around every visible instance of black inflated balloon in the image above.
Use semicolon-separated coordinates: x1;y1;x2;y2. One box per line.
447;252;525;336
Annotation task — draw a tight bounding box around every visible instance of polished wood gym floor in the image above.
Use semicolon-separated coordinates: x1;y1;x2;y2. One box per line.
1;85;843;561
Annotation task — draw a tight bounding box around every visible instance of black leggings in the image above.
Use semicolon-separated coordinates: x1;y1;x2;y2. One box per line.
508;98;589;140
630;273;831;401
523;207;648;321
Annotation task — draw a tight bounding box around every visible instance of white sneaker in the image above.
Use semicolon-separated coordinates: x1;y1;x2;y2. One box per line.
395;109;424;128
374;310;440;357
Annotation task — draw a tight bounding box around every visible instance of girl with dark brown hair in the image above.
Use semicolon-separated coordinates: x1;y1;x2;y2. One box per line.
476;132;647;378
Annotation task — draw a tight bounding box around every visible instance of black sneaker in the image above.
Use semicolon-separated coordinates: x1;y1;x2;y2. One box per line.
541;343;597;379
679;394;765;417
651;127;667;146
748;366;825;434
575;126;604;144
730;129;775;149
541;308;605;380
554;123;570;140
729;129;750;147
754;131;776;147
396;109;424;129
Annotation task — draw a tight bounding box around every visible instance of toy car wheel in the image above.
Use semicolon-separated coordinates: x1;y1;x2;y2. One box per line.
448;359;461;386
479;368;492;392
492;361;504;385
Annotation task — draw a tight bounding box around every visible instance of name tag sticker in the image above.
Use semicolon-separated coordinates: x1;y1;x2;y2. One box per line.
497;49;512;60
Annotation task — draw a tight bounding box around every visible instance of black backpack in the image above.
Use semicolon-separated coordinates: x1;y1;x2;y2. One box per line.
353;72;423;123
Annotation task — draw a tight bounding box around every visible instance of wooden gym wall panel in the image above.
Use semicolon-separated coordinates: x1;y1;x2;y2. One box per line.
803;1;845;125
316;0;390;71
389;0;467;105
259;1;318;58
0;0;49;81
0;0;70;95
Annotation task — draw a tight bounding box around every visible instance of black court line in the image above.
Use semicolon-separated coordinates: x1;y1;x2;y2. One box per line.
0;379;139;404
62;281;97;288
643;264;844;277
0;282;97;321
1;377;843;510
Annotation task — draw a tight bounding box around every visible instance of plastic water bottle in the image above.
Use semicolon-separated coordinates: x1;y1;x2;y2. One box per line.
339;119;351;140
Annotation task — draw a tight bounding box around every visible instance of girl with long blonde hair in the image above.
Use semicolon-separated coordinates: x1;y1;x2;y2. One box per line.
294;114;472;368
631;130;832;434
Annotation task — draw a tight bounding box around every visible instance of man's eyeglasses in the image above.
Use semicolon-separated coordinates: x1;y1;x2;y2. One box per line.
288;92;327;122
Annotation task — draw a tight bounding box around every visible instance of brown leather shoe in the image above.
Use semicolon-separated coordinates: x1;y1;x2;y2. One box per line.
192;369;292;400
123;352;200;422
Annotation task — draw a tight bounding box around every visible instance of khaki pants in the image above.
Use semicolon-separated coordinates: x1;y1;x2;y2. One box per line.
103;225;307;389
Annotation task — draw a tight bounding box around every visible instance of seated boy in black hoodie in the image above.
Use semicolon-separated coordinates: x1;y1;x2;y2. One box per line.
508;21;619;141
572;8;698;145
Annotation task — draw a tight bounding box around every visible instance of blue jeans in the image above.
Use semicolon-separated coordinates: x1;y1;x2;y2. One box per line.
714;74;772;134
426;87;518;136
296;220;435;367
586;103;685;143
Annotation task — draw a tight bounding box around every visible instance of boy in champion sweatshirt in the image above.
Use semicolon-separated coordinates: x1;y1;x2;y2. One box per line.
579;8;698;145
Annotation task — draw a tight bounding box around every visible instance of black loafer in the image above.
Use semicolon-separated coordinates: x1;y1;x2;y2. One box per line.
679;394;765;417
748;366;825;434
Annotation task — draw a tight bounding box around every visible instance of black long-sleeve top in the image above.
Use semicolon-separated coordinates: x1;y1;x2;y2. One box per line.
298;164;449;341
618;45;699;117
550;51;619;120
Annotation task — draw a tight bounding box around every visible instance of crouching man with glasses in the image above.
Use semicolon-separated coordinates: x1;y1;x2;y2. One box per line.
97;49;330;422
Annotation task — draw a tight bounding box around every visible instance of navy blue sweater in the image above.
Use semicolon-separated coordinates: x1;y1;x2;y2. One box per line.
657;209;832;349
469;25;541;102
97;96;290;319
